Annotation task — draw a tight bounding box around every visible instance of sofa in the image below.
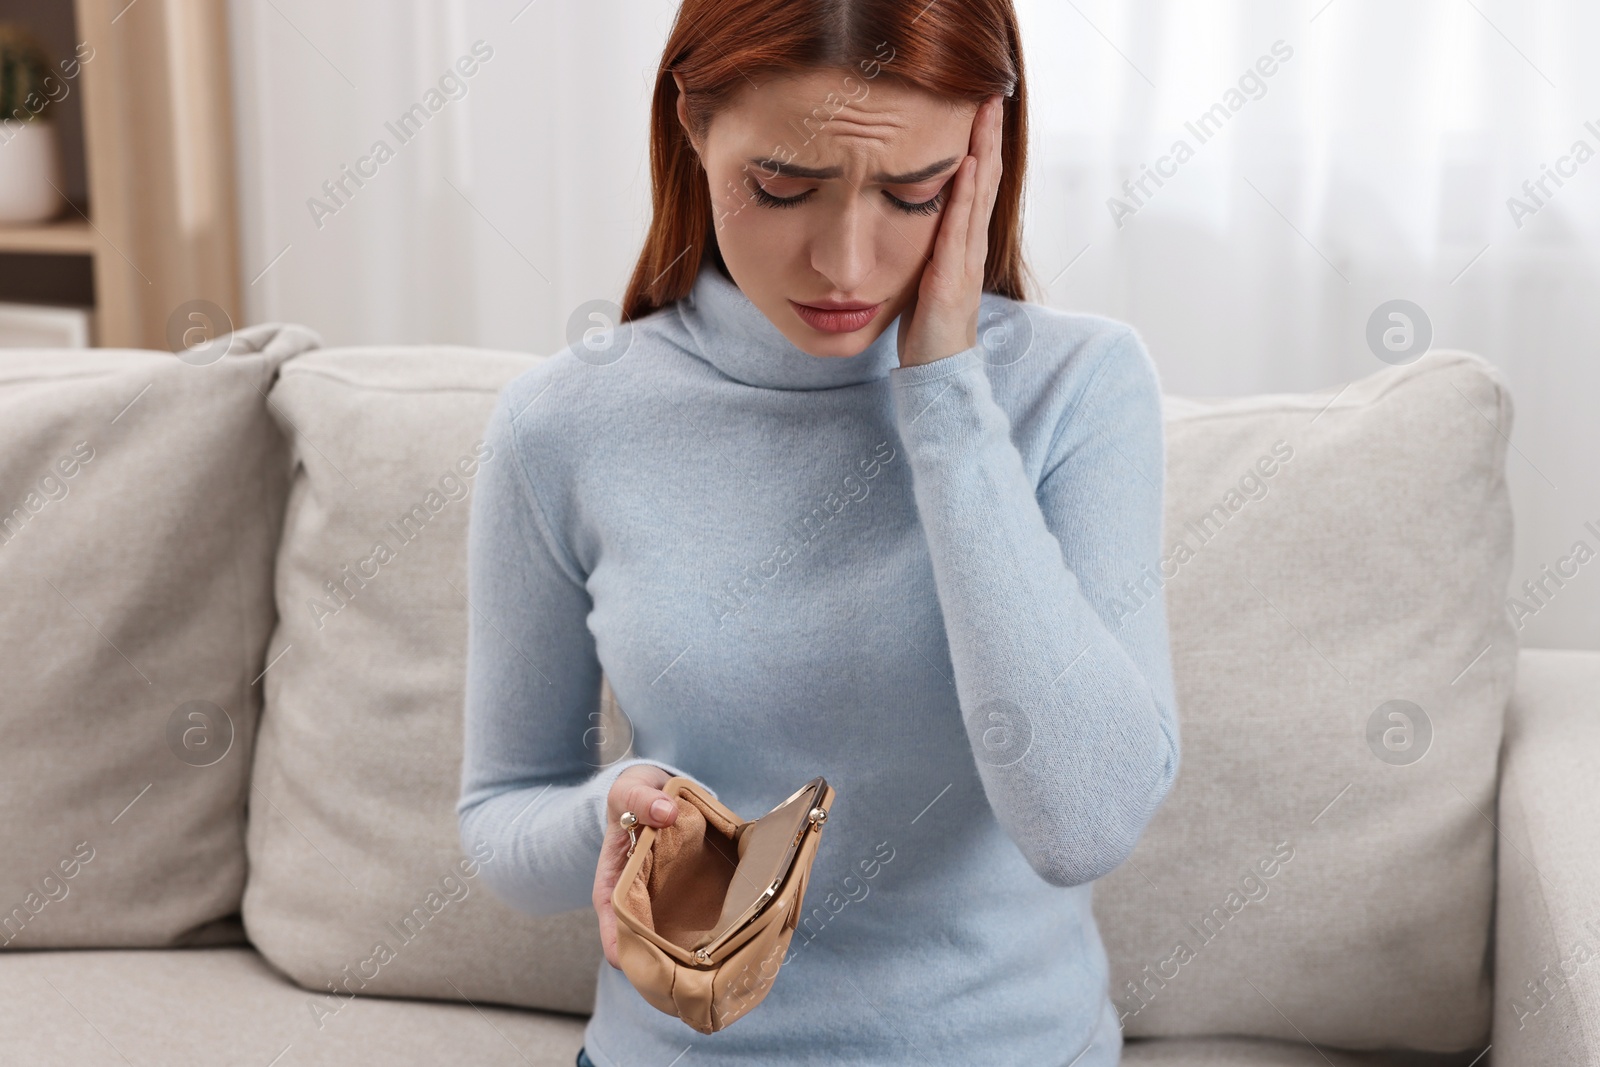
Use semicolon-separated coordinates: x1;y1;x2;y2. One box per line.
0;321;1594;1066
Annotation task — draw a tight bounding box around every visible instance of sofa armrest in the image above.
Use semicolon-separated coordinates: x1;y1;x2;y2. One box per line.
1493;647;1600;1066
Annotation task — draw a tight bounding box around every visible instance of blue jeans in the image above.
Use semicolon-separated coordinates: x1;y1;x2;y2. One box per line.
575;1049;596;1067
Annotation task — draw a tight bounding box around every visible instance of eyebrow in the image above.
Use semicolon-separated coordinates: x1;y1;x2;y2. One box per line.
744;156;962;184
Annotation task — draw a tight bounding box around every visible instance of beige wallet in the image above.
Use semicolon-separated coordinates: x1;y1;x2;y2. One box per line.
611;775;835;1033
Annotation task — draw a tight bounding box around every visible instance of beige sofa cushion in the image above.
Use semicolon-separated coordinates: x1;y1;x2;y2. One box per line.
0;946;584;1066
243;347;610;1014
1094;350;1515;1051
0;325;316;948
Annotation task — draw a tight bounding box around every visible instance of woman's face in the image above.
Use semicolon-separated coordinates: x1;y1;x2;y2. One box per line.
676;68;982;359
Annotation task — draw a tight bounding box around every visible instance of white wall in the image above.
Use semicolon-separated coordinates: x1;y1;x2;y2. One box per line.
228;0;1599;650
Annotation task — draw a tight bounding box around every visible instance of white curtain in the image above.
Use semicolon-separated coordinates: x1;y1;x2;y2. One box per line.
228;0;1599;650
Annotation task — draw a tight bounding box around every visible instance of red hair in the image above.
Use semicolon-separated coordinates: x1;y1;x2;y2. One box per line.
621;0;1035;322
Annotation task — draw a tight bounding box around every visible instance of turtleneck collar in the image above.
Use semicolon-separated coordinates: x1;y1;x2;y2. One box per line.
674;258;903;391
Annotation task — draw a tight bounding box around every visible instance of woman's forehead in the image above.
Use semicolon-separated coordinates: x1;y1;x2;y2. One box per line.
716;72;975;167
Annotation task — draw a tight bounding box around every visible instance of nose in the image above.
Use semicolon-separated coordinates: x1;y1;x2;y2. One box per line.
808;194;875;295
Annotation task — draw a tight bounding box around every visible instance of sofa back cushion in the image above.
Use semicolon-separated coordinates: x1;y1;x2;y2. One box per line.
0;325;315;948
1092;349;1516;1050
242;347;609;1015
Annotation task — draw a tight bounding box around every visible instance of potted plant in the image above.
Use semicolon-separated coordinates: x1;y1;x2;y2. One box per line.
0;25;63;224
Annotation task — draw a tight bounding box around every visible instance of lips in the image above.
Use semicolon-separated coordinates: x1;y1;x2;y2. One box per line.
798;299;878;311
790;298;884;335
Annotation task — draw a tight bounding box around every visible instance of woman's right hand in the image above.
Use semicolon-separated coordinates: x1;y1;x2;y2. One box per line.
595;763;682;969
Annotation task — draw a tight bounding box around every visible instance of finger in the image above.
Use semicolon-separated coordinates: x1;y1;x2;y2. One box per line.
963;99;989;259
621;781;679;827
598;904;620;968
597;828;627;878
594;853;623;967
928;155;977;304
980;97;1003;264
968;96;1002;276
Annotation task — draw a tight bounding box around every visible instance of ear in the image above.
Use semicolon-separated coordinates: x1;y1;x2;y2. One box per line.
672;72;700;156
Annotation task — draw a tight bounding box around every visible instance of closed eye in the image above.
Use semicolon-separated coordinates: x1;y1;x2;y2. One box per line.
748;185;809;210
749;184;947;217
885;189;947;217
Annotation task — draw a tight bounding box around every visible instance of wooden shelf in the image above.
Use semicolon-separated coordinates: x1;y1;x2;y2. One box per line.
0;2;239;348
0;218;95;255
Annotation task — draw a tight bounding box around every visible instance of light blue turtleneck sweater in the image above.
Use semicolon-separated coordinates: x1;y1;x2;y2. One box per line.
456;258;1180;1066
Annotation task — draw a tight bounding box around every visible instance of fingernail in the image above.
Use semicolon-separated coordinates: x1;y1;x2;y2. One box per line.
650;798;674;821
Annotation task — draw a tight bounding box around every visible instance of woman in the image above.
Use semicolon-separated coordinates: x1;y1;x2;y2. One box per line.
456;1;1180;1064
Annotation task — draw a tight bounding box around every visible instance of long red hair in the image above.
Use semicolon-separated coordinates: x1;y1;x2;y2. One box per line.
621;0;1035;322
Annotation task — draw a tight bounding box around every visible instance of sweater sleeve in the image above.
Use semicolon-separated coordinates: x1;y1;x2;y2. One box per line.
456;386;716;918
886;326;1180;888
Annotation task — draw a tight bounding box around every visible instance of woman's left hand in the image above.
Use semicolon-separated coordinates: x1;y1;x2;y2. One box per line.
896;93;1006;369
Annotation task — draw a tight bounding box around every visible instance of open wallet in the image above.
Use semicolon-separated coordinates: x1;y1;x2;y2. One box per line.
610;774;835;1034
